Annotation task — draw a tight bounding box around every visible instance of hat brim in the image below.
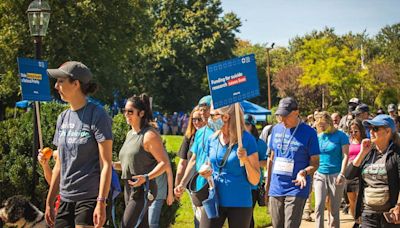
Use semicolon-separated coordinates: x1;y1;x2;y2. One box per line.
362;119;387;128
388;108;396;112
275;108;291;117
47;69;72;79
352;110;363;115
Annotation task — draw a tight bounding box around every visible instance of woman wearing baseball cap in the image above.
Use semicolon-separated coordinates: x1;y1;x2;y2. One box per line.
45;61;113;228
346;114;400;227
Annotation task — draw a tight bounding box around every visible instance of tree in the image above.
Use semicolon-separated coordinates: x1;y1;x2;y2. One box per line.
135;0;241;112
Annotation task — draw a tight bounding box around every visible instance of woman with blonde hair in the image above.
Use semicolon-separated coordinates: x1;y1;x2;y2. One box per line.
314;111;349;228
199;104;260;228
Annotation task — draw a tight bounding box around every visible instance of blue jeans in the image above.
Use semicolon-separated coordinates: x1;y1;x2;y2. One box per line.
148;199;164;228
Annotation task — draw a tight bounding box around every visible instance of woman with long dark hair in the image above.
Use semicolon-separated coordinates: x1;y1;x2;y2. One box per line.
113;94;171;228
45;61;113;228
346;119;367;219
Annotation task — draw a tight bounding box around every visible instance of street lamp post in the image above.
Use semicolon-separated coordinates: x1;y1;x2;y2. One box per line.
266;42;275;110
26;0;51;201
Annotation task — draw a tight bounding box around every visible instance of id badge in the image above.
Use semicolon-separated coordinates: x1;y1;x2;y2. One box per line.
273;157;294;176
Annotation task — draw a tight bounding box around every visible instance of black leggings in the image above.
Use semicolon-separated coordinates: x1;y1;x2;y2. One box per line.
121;180;157;228
362;211;400;228
200;206;253;228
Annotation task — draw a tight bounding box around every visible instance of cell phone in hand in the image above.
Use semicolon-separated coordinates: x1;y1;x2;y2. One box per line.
384;212;395;223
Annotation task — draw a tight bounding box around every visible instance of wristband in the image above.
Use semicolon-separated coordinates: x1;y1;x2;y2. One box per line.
144;174;149;181
96;197;107;203
338;173;345;178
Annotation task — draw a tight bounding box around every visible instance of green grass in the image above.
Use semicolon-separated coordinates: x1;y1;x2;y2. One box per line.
162;135;272;227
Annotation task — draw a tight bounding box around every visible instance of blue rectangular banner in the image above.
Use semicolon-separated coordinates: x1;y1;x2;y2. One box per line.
17;57;51;101
207;54;260;109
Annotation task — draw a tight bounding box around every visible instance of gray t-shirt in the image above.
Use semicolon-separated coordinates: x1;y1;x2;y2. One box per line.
53;102;113;202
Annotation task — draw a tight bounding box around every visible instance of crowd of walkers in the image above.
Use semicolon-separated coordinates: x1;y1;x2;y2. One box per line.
36;61;400;228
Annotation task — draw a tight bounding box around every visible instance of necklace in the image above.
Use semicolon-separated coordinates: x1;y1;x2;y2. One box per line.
279;119;301;155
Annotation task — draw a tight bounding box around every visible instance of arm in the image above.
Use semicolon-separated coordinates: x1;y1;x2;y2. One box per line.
179;154;197;187
237;146;260;185
337;144;349;185
293;155;319;189
112;161;122;171
94;140;113;228
259;160;267;168
166;162;175;205
175;159;188;187
265;150;274;196
45;151;61;227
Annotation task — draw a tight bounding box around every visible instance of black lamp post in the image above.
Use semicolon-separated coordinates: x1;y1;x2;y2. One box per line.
266;42;275;110
27;0;51;201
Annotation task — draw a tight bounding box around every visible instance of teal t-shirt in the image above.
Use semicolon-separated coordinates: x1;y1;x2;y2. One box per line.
190;126;214;190
317;130;349;174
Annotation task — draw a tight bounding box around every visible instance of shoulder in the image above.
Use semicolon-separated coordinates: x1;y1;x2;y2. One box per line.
90;103;110;118
144;127;160;140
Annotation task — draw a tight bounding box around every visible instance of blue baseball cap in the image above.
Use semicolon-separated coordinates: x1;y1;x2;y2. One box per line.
244;114;256;126
198;95;212;106
275;97;298;116
362;114;396;133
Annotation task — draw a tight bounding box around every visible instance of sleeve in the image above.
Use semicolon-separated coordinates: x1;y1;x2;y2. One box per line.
190;130;200;156
92;107;113;142
257;140;268;161
245;132;258;156
308;128;321;156
340;131;350;146
268;127;275;150
345;162;362;180
177;136;190;159
52;113;63;147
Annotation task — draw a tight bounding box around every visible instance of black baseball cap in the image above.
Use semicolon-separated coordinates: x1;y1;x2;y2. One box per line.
352;103;369;115
275;97;298;116
47;61;93;84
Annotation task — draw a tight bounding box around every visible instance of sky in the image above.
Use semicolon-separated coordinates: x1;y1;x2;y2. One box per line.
220;0;400;47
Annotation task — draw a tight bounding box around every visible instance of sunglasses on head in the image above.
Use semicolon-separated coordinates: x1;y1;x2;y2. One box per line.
122;108;135;115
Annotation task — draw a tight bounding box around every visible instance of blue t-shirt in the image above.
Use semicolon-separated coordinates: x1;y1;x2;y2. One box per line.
252;138;268;190
190;125;214;190
317;130;349;174
268;122;320;198
207;131;257;207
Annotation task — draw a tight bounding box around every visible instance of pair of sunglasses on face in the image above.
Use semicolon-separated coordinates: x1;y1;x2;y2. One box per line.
369;126;383;132
122;108;135;115
192;117;203;123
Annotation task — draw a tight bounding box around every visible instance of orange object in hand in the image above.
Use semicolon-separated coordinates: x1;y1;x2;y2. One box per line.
41;147;53;159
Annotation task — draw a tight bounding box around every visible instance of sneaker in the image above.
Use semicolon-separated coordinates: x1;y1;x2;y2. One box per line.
342;204;349;214
302;211;313;222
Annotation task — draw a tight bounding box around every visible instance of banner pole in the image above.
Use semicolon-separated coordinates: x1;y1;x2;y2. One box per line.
35;101;43;149
235;103;244;166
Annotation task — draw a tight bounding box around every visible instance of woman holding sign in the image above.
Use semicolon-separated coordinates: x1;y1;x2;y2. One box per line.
199;104;260;228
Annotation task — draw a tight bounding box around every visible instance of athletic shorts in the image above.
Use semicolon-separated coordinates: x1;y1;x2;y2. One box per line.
55;198;97;228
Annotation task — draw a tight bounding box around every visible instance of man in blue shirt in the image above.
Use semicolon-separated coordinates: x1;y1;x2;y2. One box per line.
266;97;320;228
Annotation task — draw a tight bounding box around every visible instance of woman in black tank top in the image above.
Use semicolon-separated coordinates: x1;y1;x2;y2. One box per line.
113;93;173;228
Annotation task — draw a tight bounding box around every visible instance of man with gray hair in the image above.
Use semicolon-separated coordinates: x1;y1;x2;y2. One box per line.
265;97;320;228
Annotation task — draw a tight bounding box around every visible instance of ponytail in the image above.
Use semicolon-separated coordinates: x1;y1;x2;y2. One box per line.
127;93;154;129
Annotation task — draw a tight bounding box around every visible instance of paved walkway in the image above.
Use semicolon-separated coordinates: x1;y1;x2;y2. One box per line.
267;210;355;228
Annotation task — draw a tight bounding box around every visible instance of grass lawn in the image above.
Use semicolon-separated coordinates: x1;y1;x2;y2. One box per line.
162;135;272;227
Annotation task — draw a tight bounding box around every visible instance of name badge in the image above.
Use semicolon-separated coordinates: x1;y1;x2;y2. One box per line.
273;157;294;176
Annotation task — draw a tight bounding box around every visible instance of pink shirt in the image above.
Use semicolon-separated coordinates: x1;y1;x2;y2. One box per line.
349;143;361;161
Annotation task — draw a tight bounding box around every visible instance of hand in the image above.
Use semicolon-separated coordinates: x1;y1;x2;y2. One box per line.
45;204;55;227
237;147;249;163
335;173;346;185
389;204;400;224
199;168;213;179
128;175;146;187
167;191;175;206
174;184;185;199
37;150;50;166
360;138;372;155
292;170;307;189
93;202;106;228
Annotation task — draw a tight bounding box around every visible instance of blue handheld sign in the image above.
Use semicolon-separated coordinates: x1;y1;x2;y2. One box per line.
207;54;259;109
17;57;52;101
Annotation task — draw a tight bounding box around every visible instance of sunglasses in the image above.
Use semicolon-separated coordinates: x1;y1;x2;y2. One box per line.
122;108;135;115
349;130;359;134
192;117;203;123
369;126;383;132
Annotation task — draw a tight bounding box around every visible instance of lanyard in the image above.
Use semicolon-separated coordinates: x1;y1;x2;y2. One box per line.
369;142;393;165
215;134;234;174
279;119;300;155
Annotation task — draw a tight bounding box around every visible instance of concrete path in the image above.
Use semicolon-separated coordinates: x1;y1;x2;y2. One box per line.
267;209;355;228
